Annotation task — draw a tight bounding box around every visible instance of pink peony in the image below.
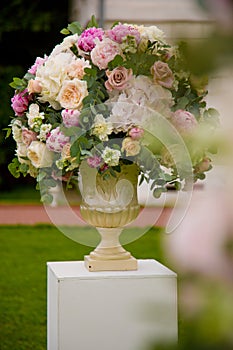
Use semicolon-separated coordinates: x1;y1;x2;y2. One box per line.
11;90;31;116
107;23;140;44
170;109;198;134
77;27;104;52
28;56;47;75
91;38;122;70
46;127;70;153
128;127;144;140
87;155;102;168
61;109;80;128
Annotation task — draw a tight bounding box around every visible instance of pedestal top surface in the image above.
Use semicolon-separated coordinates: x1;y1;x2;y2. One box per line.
47;259;176;279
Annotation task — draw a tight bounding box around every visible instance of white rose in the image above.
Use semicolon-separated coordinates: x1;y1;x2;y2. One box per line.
137;25;166;43
16;142;29;164
27;141;53;168
11;119;22;143
50;34;79;56
36;52;74;109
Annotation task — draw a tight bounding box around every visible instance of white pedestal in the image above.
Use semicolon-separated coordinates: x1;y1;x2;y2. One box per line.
47;259;177;350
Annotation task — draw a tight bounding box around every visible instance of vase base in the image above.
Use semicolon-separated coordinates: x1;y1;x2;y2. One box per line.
84;255;138;272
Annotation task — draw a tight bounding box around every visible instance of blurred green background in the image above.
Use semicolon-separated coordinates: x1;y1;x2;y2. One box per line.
0;0;70;192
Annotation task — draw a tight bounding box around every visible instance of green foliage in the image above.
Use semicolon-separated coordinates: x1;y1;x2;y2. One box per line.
0;0;69;34
0;224;163;350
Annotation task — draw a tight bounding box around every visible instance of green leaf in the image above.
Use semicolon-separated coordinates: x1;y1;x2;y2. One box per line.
86;15;99;28
108;55;124;70
24;72;35;80
67;21;83;35
3;127;12;139
60;28;70;35
9;77;27;90
84;67;97;77
40;193;53;204
8;158;21;178
176;96;189;109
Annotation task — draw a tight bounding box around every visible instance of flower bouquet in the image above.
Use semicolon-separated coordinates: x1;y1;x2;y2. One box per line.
7;16;219;204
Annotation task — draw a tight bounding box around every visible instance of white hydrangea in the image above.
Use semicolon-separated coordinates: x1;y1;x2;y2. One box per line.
107;75;173;131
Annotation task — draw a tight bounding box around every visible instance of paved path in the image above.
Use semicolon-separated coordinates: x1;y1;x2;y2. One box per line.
0;204;172;227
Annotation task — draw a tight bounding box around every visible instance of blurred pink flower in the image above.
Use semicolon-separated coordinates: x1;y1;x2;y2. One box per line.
129;127;144;140
170;109;198;134
165;190;233;281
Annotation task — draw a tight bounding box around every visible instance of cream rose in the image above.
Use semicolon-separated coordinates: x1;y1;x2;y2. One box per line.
121;137;141;156
27;141;53;168
105;67;133;91
151;61;174;89
57;78;88;110
16;142;29;164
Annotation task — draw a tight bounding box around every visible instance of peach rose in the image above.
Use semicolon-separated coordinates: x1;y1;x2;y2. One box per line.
121;137;141;156
27;79;42;94
105;67;133;91
151;61;174;88
66;58;91;79
57;79;88;110
22;128;37;146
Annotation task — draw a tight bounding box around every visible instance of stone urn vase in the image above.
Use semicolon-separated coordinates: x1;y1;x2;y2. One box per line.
79;161;140;271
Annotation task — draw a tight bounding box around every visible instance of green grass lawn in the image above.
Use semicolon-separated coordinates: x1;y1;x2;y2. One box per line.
0;224;164;350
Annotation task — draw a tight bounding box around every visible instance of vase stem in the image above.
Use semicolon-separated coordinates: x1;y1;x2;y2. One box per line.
84;227;137;271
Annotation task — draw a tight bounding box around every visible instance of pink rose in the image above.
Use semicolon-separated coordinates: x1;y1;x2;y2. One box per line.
78;27;104;52
105;67;133;91
128;127;144;140
61;109;80;128
151;61;174;89
11;90;31;116
171;109;198;134
107;24;140;44
27;79;42;94
91;38;122;70
22;128;37;146
28;56;47;75
87;155;102;168
46;127;70;153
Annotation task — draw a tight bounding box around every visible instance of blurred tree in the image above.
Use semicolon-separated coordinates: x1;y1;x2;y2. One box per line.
0;0;70;190
180;0;233;75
